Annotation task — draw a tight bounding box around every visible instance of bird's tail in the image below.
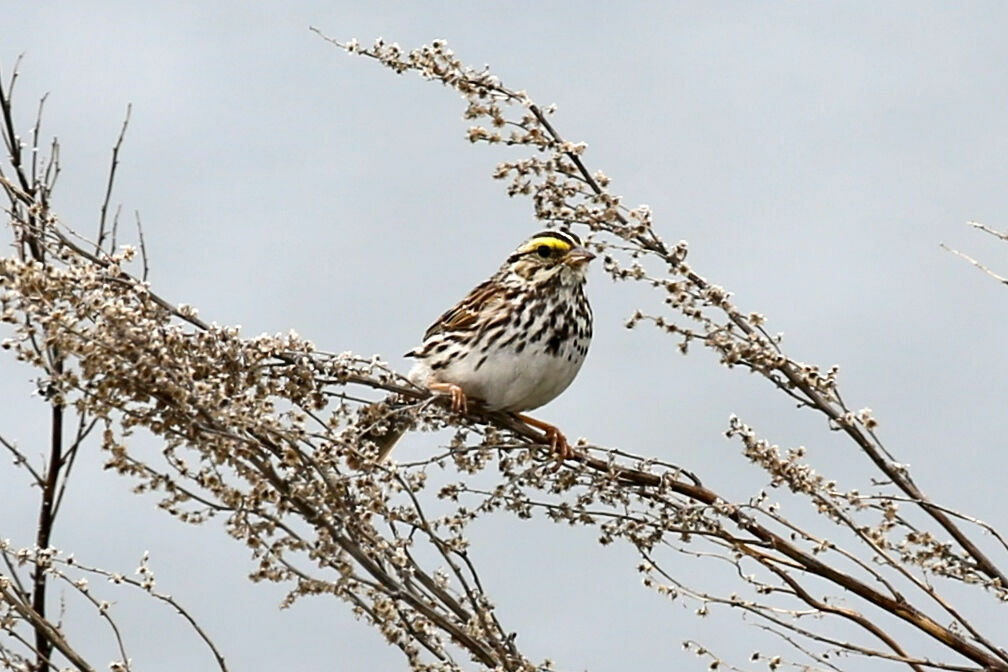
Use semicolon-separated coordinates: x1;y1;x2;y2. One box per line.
349;398;412;468
366;423;409;463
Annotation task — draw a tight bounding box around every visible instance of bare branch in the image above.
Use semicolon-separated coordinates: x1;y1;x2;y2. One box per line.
940;243;1008;284
0;587;96;672
3;38;1008;672
968;220;1008;241
97;104;131;254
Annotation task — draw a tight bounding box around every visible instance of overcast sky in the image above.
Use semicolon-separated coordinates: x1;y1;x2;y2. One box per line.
4;3;1008;671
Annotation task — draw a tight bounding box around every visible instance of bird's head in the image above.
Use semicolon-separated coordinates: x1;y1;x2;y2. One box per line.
503;230;595;286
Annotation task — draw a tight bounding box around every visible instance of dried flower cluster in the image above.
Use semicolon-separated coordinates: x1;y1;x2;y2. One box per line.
2;40;1007;672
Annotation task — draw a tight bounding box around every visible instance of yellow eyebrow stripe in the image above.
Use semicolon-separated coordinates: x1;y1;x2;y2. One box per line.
520;236;572;254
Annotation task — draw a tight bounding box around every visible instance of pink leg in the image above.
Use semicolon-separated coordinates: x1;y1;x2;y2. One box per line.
514;413;573;465
428;381;468;414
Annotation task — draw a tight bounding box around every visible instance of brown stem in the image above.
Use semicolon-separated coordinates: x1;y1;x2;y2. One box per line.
571;450;1008;671
31;359;63;672
526;98;1008;592
749;548;926;672
1;588;95;672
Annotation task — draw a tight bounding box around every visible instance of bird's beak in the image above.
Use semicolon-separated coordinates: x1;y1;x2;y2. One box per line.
566;246;595;266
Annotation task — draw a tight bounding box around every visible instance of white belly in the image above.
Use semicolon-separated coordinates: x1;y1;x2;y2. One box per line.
408;338;588;412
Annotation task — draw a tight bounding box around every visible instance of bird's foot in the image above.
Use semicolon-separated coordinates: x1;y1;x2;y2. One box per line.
515;413;573;469
428;382;468;414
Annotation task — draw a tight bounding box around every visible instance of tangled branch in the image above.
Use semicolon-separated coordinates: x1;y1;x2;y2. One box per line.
2;38;1006;671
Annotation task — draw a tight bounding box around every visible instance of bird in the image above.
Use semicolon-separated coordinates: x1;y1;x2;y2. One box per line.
359;229;595;466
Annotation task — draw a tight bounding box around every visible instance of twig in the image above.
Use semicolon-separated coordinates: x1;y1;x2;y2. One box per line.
61;558;230;672
969;220;1008;241
97;104;131;253
940;243;1008;284
134;210;149;281
0;432;43;485
0;587;96;672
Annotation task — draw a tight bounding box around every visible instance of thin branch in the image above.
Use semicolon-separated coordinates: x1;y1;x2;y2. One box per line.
60;558;229;672
51;414;98;519
940;243;1008;284
968;220;1008;241
134;210;149;281
0;587;96;672
97;104;131;253
0;432;43;485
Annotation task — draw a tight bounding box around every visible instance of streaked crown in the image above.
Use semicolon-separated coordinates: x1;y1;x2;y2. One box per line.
503;229;594;284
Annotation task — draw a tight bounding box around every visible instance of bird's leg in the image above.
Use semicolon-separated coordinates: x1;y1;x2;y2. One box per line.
514;413;573;464
428;381;468;414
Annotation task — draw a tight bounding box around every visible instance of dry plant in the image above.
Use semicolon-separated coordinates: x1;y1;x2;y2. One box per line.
941;223;1008;286
1;36;1007;672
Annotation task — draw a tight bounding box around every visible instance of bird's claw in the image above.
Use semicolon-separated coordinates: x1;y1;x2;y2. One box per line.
544;425;571;459
514;413;575;470
543;426;572;472
429;382;468;414
449;386;467;414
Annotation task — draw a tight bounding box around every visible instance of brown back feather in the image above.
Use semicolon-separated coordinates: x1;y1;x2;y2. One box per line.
422;279;509;341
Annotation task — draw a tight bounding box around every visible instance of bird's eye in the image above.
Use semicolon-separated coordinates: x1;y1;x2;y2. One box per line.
536;245;551;258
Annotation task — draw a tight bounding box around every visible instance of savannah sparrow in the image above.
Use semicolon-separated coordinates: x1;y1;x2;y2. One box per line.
363;229;595;464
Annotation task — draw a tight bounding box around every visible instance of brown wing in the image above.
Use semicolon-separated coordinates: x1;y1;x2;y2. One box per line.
422;280;508;341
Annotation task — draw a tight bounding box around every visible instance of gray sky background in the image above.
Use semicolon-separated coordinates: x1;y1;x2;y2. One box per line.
3;3;1008;670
